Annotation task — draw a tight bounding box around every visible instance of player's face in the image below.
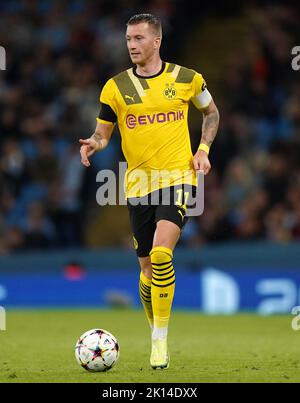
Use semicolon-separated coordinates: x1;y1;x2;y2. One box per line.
126;23;160;66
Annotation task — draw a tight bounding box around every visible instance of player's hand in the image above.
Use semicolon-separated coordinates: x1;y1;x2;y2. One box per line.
193;149;211;175
79;138;100;167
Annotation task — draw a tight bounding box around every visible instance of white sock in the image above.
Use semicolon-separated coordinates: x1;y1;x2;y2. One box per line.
152;326;168;340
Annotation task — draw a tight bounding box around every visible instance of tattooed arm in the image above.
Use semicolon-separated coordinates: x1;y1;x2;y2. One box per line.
201;99;220;149
193;99;220;175
79;121;114;167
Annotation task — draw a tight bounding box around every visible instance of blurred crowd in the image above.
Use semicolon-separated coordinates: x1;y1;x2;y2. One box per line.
182;3;300;246
0;0;299;253
0;0;195;252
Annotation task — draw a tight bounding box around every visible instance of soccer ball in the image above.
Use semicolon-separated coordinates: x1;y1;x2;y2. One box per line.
75;328;119;372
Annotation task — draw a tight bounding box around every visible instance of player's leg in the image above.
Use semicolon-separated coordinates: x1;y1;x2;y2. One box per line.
150;219;181;369
127;202;156;331
149;185;195;369
138;256;153;330
151;219;179;337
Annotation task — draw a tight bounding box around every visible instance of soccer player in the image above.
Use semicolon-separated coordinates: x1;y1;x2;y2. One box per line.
79;14;219;369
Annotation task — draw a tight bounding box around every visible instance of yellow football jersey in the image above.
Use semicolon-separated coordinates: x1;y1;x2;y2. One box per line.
97;62;211;198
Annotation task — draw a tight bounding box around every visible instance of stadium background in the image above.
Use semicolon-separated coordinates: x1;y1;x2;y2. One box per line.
0;0;300;314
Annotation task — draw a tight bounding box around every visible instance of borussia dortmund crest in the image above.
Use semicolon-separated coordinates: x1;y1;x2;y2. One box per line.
163;83;177;100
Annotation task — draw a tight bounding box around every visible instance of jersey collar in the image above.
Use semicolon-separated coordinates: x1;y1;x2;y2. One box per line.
133;62;166;79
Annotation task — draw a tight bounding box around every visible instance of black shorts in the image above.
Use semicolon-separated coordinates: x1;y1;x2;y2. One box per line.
127;185;196;257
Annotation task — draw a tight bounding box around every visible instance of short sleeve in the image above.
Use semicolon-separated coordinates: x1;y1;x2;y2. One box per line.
190;72;212;110
97;79;118;124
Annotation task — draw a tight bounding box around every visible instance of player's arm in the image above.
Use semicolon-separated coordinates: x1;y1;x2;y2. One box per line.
200;99;220;150
79;120;114;167
193;99;220;175
80;79;118;167
79;94;117;167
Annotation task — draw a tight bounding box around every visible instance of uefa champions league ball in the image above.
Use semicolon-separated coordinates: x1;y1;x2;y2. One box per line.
75;328;119;372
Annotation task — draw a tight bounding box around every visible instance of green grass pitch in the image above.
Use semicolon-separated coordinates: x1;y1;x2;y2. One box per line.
0;309;299;383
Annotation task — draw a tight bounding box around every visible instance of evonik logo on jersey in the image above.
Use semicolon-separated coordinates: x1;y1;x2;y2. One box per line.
126;110;184;129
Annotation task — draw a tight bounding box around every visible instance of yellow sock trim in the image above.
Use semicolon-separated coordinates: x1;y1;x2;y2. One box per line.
140;271;152;287
150;246;173;259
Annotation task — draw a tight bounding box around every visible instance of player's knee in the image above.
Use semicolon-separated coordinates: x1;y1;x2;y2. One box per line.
141;266;152;280
139;257;152;279
150;246;173;265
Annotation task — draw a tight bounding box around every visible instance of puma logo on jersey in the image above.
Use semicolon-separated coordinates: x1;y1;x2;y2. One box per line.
178;209;184;221
125;94;136;102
